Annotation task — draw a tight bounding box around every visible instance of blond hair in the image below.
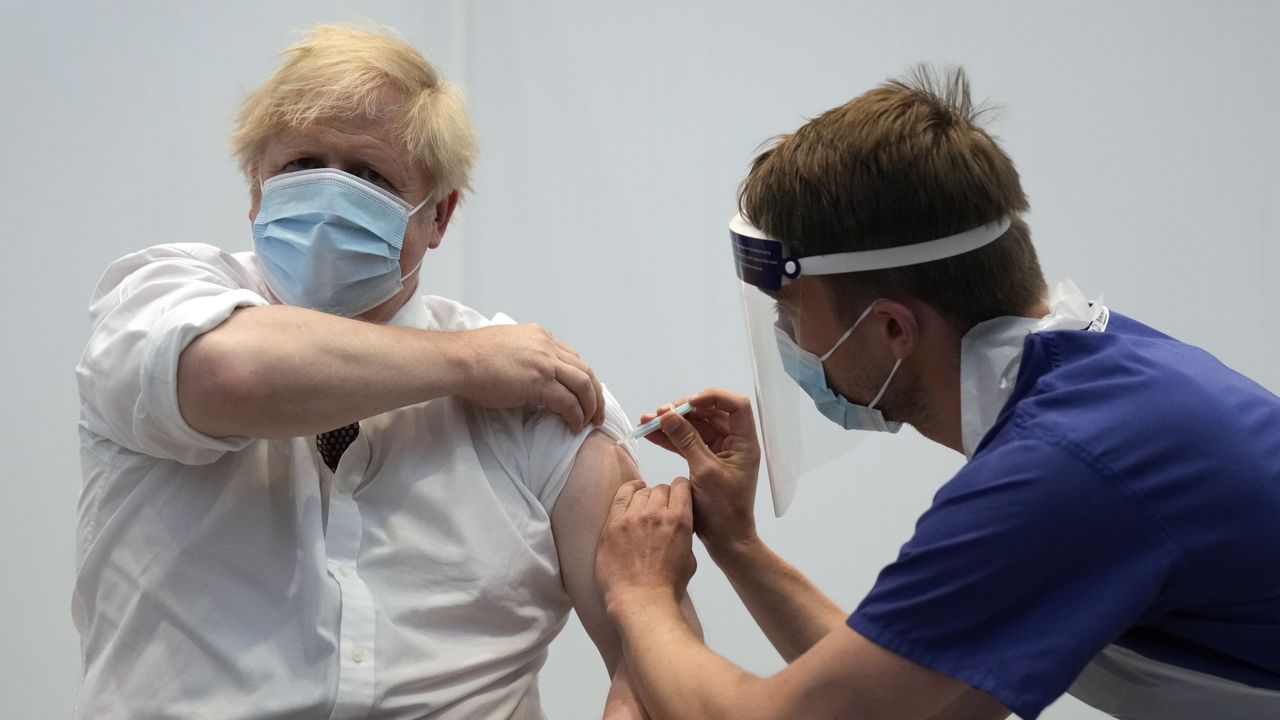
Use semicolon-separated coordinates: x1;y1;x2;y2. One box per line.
740;65;1045;331
231;24;476;199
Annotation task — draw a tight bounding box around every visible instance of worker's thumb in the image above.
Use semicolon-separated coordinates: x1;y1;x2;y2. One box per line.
659;410;715;473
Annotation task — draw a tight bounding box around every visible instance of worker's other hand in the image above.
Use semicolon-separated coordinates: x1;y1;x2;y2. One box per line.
451;324;604;433
596;478;697;612
640;388;762;556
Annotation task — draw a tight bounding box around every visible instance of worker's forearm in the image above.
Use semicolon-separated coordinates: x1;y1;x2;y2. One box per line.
610;591;760;720
678;593;703;639
603;660;650;720
177;304;467;438
709;537;847;662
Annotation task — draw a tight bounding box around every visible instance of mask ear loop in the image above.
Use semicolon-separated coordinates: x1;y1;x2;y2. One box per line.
400;252;426;282
818;300;881;362
398;193;437;282
406;192;434;217
867;358;903;410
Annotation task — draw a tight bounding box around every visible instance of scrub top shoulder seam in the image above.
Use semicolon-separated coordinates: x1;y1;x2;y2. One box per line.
1006;409;1185;577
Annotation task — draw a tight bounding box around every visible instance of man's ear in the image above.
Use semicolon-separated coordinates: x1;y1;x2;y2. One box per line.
428;190;461;249
247;166;262;222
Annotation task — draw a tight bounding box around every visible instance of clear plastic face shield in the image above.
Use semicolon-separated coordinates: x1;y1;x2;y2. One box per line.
729;212;1012;516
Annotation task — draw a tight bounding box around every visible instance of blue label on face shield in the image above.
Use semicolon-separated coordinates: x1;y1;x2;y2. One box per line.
731;231;787;291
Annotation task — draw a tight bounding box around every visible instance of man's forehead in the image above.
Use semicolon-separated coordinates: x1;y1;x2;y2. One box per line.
269;117;419;177
279;116;397;152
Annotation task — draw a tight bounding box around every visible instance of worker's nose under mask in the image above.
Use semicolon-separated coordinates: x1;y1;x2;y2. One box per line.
774;301;903;433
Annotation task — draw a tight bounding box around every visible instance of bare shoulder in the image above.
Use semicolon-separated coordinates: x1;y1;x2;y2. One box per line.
555;431;641;520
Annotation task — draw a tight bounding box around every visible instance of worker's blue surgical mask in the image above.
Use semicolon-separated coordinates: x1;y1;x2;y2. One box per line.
774;301;903;433
253;168;430;317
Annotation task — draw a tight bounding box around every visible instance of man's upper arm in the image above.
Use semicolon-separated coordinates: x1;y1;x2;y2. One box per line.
76;244;266;463
550;430;641;672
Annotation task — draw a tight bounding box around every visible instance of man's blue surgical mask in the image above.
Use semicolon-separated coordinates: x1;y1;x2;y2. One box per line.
774;301;904;433
253;168;431;317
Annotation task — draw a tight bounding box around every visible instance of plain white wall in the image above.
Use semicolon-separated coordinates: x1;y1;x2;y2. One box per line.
2;1;1276;718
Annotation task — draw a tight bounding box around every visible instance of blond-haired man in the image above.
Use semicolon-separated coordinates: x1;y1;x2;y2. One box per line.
74;25;673;719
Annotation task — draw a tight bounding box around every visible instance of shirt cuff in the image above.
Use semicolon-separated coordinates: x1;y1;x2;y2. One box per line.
137;289;268;465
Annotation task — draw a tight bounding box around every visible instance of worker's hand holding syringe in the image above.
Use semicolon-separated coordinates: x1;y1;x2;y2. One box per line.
628;389;764;559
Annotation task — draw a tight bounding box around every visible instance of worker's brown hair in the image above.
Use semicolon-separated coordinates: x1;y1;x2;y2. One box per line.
739;65;1045;331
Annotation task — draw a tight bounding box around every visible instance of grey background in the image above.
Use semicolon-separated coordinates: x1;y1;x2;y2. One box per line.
2;1;1276;718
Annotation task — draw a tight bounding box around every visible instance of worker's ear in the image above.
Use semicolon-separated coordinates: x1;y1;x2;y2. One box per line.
871;300;919;361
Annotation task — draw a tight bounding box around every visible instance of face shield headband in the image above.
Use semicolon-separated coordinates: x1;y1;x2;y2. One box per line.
729;212;1012;516
730;213;1013;290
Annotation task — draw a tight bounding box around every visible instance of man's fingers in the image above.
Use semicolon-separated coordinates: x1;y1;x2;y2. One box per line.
550;336;581;361
555;363;598;432
541;383;586;433
590;367;606;427
553;343;605;429
608;478;647;521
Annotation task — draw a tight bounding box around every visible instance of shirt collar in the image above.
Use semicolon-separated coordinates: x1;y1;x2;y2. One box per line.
387;294;433;329
958;279;1108;458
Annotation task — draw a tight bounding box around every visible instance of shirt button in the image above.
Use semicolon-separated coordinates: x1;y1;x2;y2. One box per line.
350;647;365;664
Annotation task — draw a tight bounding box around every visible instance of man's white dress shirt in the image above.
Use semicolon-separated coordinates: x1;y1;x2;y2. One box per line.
73;243;630;719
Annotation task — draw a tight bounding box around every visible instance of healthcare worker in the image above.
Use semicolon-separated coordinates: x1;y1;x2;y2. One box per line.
593;66;1280;719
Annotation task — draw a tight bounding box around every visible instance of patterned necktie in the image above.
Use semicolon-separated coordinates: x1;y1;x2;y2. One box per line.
316;422;360;472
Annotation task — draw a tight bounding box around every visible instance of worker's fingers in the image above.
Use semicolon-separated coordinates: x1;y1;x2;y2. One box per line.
670;476;693;515
690;388;757;438
608;478;647;521
658;408;718;473
636;406;679;453
707;412;732;436
630;486;652;513
646;483;672;510
642;428;679;454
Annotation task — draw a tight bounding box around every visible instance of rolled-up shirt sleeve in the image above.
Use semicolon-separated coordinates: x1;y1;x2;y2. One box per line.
76;244;269;464
522;385;634;511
